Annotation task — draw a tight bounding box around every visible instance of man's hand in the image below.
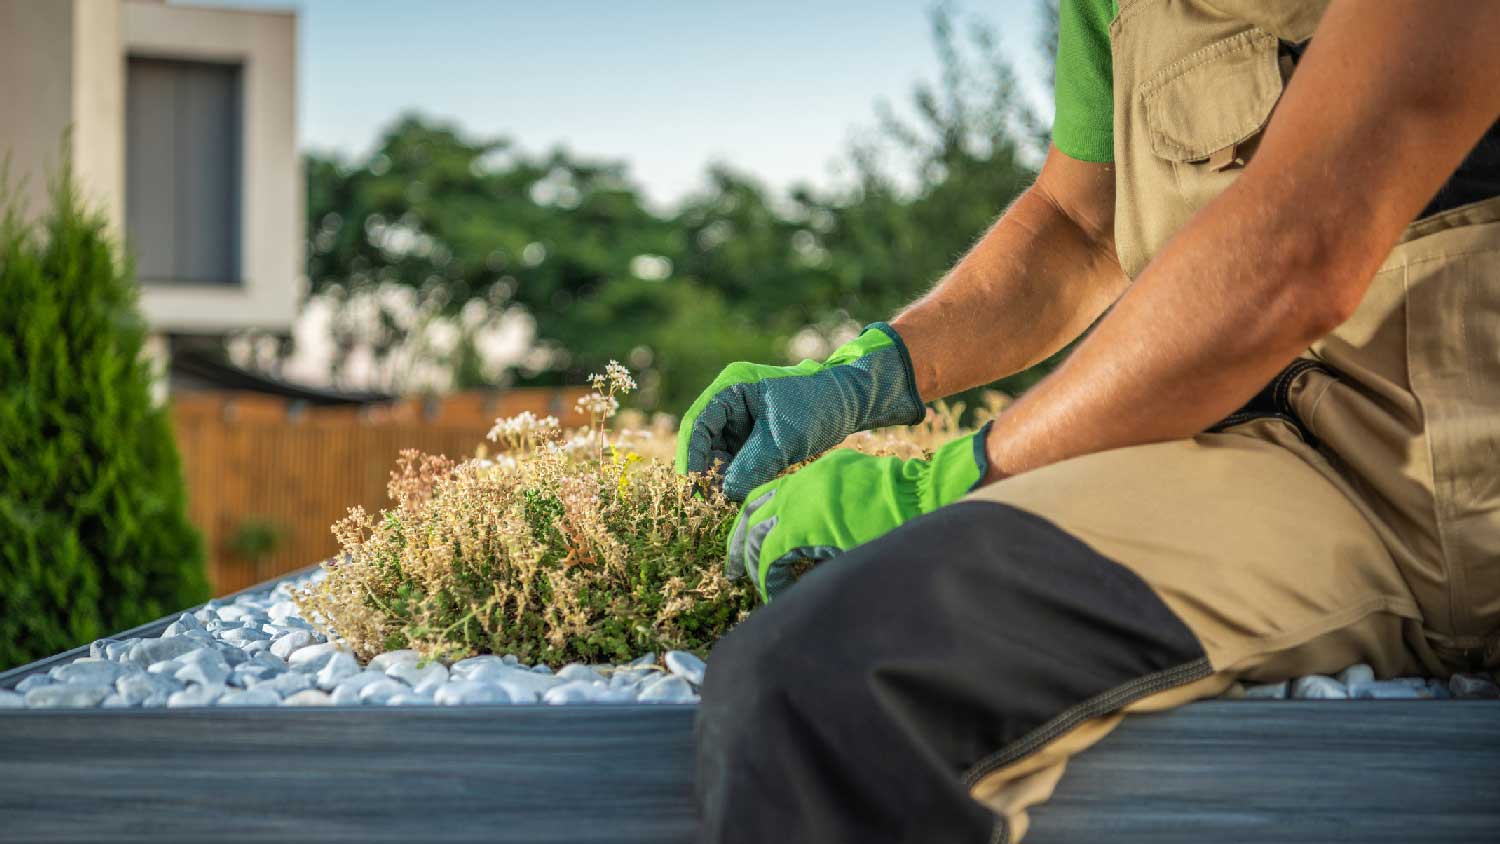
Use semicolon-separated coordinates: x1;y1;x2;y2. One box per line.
726;425;990;601
675;323;924;501
980;0;1500;481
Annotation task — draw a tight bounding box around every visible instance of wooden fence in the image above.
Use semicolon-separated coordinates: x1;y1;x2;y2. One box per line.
171;388;590;595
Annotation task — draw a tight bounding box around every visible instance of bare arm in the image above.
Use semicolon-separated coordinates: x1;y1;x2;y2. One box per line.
981;0;1500;481
890;145;1127;400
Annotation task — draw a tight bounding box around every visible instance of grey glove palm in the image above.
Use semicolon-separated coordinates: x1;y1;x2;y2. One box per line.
674;322;924;501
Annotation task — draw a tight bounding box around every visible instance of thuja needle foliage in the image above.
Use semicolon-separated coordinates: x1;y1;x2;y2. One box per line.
297;364;755;664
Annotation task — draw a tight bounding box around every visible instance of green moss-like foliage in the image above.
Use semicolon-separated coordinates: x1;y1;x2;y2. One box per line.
0;172;208;670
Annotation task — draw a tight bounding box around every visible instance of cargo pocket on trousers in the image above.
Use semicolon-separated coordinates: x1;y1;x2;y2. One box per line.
1140;28;1285;202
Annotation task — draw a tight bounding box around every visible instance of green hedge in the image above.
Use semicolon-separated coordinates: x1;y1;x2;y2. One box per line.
0;173;207;670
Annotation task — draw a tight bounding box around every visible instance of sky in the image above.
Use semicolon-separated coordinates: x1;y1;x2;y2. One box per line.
185;0;1052;206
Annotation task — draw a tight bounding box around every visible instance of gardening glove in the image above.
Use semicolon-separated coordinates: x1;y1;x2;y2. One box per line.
726;422;992;601
675;322;925;502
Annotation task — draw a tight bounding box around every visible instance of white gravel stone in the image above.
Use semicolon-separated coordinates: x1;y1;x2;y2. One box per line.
231;664;277;687
1350;680;1429;699
51;658;127;686
329;685;363;705
556;663;604;684
269;630;314;660
147;659;184;675
268;600;301;622
262;623;308;638
167;684;226;707
101;693;132;708
284;689;334;706
628;652;657;668
316;651;361;690
252;671;315;697
251;650;290;670
15;674;52;692
412;672;448;697
174;650;231;687
542;680;607;705
90;639;118;659
609;668;662;690
133;636;200;666
664;651;706;687
221;627;270;645
387;660;447;689
450;655;505;679
173;611;206;631
465;664;562;699
387;692;437;706
434;680;509;705
215;644;249;668
286;642;342;673
638;674;697;703
369;649;421;672
116;671;181;705
1243;681;1290;699
27;684;111;708
1450;673;1500;699
218;688;282;706
332;669;387;694
0;691;26;708
358;679;408;705
104;639;138;662
1291;676;1348;700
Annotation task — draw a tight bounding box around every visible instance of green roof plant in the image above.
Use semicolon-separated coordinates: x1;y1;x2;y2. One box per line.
297;361;1002;665
297;363;755;664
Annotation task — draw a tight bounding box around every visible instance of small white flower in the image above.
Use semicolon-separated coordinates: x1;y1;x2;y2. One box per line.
576;393;620;418
487;411;560;443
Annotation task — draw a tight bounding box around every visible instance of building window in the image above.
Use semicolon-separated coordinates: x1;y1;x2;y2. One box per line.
126;57;243;286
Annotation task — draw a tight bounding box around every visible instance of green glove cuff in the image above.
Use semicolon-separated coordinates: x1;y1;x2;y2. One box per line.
914;420;993;513
729;422;995;601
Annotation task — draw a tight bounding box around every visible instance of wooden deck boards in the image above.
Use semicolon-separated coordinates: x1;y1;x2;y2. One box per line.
0;701;1496;842
4;569;1498;842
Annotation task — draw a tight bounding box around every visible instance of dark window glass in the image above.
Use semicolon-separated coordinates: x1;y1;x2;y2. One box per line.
126;57;242;285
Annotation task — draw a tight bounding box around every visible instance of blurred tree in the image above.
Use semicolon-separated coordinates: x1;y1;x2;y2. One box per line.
298;4;1059;414
0;169;208;670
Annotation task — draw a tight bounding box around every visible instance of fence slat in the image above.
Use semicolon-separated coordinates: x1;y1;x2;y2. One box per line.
170;389;588;595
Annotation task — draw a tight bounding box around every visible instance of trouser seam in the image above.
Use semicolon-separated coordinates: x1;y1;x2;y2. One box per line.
1210;594;1422;673
960;657;1212;790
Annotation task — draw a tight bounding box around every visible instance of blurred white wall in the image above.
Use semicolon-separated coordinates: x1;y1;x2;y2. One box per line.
0;0;303;336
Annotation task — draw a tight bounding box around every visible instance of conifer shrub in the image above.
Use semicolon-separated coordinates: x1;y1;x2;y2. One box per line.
298;362;1003;665
0;173;208;670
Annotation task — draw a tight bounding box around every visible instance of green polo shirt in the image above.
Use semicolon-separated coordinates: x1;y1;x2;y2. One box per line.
1052;0;1118;163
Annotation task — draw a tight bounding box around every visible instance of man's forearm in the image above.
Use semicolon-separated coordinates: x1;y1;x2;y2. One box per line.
979;0;1500;482
890;150;1126;401
979;175;1354;480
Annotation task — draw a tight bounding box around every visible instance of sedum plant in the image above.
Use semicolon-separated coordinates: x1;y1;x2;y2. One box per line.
297;364;754;665
297;359;1004;666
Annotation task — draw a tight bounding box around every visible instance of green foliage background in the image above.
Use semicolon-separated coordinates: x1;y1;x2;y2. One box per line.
0;175;208;670
300;6;1066;414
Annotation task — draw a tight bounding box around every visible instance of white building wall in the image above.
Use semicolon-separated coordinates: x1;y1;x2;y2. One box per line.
0;0;302;336
125;1;303;333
